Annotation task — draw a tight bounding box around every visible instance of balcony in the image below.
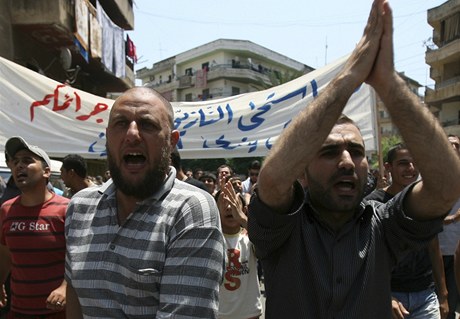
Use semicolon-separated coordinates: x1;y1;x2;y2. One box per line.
11;0;74;48
426;38;460;66
148;63;274;91
425;77;460;106
10;0;134;93
152;57;176;73
99;0;134;30
206;64;271;85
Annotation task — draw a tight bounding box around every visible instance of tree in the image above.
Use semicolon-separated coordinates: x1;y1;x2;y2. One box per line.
381;135;402;162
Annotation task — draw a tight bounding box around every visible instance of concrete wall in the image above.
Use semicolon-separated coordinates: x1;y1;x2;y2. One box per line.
0;0;14;59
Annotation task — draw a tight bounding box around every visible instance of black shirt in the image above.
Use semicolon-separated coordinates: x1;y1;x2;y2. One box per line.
248;182;444;318
366;188;435;292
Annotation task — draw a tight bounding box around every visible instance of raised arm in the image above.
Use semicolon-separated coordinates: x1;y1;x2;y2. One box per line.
257;0;387;213
366;2;460;219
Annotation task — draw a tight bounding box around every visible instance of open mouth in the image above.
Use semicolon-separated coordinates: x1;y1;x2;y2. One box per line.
123;153;146;165
15;172;27;180
335;180;356;191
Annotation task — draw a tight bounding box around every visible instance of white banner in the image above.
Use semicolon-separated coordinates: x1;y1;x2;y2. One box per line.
0;55;377;159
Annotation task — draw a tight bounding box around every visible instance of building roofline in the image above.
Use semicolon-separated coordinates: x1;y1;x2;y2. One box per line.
172;38;312;71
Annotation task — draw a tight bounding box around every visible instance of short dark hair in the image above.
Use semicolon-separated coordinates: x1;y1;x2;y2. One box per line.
386;143;408;164
248;160;261;170
336;114;356;126
217;164;233;175
199;172;216;183
62;154;87;178
334;114;363;134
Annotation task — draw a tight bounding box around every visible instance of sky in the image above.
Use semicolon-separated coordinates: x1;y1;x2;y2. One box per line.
130;0;446;91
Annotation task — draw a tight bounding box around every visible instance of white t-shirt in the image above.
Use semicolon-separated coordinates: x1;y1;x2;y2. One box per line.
219;229;262;319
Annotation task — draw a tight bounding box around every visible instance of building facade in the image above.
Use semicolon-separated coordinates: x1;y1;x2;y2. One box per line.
425;0;460;137
0;0;136;175
136;39;314;102
0;0;135;97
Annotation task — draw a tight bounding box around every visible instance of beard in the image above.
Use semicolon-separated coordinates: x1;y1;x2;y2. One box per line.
107;145;171;200
306;169;365;215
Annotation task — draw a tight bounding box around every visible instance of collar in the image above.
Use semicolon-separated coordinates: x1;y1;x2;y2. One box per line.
304;191;371;229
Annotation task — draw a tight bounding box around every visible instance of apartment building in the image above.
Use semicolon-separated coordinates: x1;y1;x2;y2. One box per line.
0;0;135;97
0;0;136;174
425;0;460;136
136;38;314;102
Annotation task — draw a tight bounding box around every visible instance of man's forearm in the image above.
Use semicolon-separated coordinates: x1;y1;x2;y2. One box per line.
257;0;386;212
381;74;460;216
428;237;448;302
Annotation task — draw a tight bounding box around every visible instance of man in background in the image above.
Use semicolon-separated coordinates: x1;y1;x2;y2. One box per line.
242;160;261;204
366;144;448;318
60;154;95;197
170;147;207;192
0;136;69;317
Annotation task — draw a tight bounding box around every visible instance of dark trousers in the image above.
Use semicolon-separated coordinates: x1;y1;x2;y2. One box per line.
443;255;459;319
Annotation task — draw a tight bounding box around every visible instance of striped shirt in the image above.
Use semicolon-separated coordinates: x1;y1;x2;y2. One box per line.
0;193;69;315
248;182;444;319
65;167;225;318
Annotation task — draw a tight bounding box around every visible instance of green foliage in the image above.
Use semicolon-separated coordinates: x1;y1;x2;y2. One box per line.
381;135;402;163
369;135;402;170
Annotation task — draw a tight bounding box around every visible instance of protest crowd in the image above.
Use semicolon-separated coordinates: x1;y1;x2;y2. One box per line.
1;0;460;318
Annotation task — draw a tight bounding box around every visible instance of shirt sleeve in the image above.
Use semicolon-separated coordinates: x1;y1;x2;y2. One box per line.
377;182;445;264
248;181;305;259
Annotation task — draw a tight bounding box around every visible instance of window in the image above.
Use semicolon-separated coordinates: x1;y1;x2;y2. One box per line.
185;68;193;76
441;13;460;44
202;62;209;72
185;93;193;102
232;87;240;96
202;89;210;100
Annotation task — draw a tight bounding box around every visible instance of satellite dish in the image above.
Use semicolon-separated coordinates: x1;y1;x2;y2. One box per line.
60;48;72;71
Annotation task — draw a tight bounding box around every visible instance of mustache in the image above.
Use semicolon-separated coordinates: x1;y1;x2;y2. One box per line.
329;168;356;181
